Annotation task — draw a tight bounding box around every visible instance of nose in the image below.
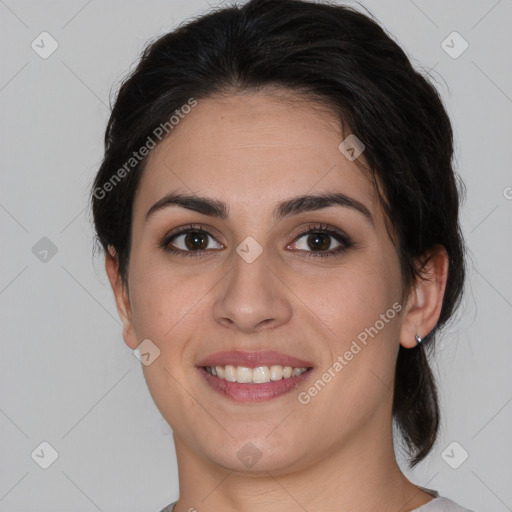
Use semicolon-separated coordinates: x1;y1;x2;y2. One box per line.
212;249;293;333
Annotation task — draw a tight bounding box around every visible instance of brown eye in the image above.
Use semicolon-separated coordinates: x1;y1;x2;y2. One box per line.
292;231;343;252
183;231;209;250
306;233;332;251
286;224;354;257
162;227;223;255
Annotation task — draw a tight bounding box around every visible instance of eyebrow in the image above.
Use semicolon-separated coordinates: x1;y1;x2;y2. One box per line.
145;191;374;227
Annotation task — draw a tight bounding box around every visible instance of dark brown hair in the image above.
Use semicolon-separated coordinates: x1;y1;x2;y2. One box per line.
91;0;467;467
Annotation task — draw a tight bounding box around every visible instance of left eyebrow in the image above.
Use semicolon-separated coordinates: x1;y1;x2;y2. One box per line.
274;192;374;228
145;191;374;228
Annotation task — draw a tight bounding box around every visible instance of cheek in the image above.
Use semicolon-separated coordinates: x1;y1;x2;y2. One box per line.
129;265;212;424
298;252;403;395
128;257;218;354
299;262;400;343
299;269;402;420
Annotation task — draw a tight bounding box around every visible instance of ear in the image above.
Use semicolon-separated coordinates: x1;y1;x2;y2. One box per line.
399;244;449;349
104;246;139;350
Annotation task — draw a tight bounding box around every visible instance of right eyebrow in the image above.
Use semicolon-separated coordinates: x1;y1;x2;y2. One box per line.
146;192;228;221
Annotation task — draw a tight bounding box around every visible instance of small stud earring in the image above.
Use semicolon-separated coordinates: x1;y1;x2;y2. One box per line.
415;334;423;345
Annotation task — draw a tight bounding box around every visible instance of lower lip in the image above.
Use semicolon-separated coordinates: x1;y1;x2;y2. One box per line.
198;367;313;402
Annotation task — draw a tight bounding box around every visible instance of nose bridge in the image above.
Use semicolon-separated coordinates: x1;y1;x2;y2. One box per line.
229;246;270;297
212;243;292;332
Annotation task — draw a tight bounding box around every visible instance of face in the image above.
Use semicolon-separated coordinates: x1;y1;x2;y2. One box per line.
111;90;418;474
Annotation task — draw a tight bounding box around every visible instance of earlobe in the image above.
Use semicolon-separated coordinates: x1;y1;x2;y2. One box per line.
399;245;449;349
104;246;139;350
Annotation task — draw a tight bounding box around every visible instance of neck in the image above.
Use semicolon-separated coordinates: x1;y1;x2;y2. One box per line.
171;414;434;512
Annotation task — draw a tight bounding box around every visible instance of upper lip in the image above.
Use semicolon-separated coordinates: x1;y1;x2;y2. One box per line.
196;350;313;368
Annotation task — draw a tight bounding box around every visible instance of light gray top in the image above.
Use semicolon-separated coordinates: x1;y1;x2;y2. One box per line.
411;487;475;511
159;486;475;511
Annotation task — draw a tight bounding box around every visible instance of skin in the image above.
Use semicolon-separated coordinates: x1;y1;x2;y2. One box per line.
105;89;449;512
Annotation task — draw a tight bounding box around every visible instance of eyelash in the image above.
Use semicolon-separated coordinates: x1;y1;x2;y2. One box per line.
159;223;354;259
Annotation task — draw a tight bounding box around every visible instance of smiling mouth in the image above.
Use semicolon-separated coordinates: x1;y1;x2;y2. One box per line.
197;350;314;402
203;364;310;384
199;364;313;402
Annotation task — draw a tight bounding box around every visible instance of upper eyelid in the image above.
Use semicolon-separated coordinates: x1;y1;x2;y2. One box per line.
164;223;221;239
164;223;349;248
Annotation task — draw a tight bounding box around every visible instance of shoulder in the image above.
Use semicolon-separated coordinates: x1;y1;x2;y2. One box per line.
413;496;476;512
159;497;475;512
158;502;176;512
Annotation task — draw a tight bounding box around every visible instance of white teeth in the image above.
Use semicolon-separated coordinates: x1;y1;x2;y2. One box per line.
270;365;283;381
224;365;237;382
237;366;253;383
205;364;308;383
253;366;270;383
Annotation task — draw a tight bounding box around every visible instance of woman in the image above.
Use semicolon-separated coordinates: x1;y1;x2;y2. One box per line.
91;0;472;510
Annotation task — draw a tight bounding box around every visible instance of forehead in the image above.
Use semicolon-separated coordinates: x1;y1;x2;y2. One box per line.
133;91;378;220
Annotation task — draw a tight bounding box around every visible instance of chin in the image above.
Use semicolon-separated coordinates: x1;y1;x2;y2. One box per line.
194;426;311;474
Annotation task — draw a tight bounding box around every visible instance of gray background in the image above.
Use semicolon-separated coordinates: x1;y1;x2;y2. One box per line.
1;0;511;510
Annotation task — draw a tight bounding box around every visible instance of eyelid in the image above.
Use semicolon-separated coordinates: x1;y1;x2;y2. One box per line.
162;223;224;244
287;223;353;254
160;222;353;257
292;223;349;240
159;223;224;255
